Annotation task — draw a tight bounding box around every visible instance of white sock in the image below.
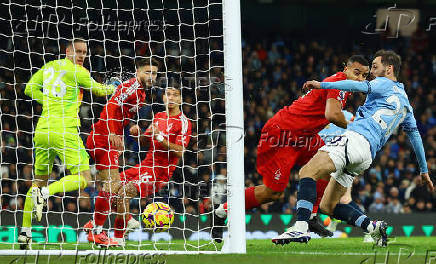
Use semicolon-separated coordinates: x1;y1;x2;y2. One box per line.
215;204;227;218
94;225;103;234
295;221;309;232
21;227;32;237
310;213;316;220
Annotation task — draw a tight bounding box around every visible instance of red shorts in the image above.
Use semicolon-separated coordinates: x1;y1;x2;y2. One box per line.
120;164;168;198
86;132;120;171
257;120;325;192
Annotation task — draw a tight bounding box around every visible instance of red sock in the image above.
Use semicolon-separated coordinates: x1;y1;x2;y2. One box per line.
222;186;261;212
114;217;127;238
245;186;261;210
94;191;112;226
312;179;329;214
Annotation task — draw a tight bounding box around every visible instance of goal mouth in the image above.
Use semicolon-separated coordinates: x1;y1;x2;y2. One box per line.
1;0;244;255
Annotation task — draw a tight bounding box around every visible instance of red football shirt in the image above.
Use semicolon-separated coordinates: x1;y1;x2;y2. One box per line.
92;78;146;136
141;111;192;180
272;72;350;135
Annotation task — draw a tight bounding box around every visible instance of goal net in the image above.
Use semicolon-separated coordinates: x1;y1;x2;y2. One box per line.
0;0;244;255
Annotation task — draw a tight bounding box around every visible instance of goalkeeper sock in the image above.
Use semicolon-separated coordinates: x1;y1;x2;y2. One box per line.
47;174;88;195
312;179;328;214
22;187;34;229
21;175;87;233
332;203;371;232
296;178;317;221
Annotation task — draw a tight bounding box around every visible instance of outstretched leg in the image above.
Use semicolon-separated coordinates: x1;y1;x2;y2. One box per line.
212;184;284;242
272;150;335;245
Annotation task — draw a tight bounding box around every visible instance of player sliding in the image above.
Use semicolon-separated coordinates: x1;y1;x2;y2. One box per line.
212;55;370;242
18;39;118;249
273;50;434;246
99;86;191;246
84;58;159;246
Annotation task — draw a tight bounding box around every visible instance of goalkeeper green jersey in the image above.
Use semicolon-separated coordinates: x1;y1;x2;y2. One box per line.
24;58;115;131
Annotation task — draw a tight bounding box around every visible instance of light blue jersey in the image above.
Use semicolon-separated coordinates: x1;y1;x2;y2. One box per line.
319;110;353;143
321;77;428;173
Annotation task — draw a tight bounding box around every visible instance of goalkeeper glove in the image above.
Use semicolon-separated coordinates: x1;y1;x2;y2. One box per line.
108;77;122;87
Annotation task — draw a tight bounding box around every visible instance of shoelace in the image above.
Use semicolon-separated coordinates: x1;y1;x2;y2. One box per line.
285;227;298;233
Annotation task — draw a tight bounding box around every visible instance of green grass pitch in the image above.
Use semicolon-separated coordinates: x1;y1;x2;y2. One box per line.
1;237;436;264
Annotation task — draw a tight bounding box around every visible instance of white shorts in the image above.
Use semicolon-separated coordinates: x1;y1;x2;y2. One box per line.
320;130;372;188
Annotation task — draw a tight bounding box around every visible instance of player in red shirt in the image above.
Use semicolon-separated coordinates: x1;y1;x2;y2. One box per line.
113;86;191;246
85;58;159;246
212;55;369;242
84;86;191;246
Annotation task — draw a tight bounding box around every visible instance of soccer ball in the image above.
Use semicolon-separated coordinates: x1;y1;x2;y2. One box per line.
142;202;174;232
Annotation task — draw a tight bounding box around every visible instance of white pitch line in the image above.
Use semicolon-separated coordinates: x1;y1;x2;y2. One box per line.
0;250;429;257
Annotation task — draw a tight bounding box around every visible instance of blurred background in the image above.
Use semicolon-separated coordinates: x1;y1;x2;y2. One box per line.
239;0;436;216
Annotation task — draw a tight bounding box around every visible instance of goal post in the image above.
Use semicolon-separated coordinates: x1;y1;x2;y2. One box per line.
221;0;246;254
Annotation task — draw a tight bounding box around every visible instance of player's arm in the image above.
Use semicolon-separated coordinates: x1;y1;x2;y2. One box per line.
153;123;186;158
135;124;184;155
325;99;348;129
76;66;117;96
106;98;124;150
131;123;152;149
24;67;44;104
304;80;371;93
159;139;184;158
401;111;434;191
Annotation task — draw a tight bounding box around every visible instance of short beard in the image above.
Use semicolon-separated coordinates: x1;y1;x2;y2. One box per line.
378;67;387;77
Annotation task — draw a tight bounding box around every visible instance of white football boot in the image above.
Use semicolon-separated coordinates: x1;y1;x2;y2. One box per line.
368;221;388;247
18;232;32;250
272;221;311;245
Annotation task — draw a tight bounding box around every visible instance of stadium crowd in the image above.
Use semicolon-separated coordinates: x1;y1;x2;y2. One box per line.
1;32;436;218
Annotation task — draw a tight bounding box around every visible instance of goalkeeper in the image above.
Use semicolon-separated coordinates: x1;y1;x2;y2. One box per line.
18;39;118;249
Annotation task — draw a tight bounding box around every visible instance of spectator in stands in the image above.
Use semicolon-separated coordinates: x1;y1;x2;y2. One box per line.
369;192;386;213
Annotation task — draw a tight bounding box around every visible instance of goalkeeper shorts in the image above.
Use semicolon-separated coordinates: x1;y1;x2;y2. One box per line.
33;129;90;176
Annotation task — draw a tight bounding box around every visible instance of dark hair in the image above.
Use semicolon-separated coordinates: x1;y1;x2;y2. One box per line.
67;39;87;48
136;57;160;69
374;49;402;78
347;55;369;67
166;86;181;95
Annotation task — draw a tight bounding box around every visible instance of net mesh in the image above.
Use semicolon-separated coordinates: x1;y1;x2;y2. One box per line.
0;0;227;252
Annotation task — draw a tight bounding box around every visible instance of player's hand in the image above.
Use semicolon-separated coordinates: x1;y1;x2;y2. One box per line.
109;77;122;87
129;125;141;137
418;172;434;191
152;123;161;136
152;123;166;143
303;80;321;91
109;133;124;151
